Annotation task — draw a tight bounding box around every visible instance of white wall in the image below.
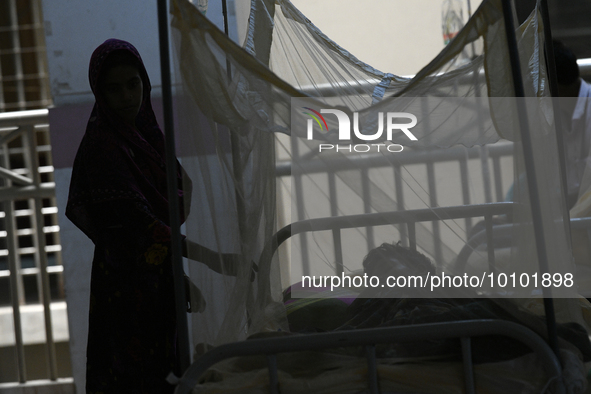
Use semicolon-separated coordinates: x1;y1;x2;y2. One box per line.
287;0;483;76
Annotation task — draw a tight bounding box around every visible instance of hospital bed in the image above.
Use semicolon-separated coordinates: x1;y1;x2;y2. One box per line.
174;130;591;394
174;201;591;394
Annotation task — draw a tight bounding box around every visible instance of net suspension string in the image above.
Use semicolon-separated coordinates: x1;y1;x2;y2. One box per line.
155;0;248;377
221;0;252;319
501;0;561;362
539;0;574;268
157;0;191;374
220;0;248;246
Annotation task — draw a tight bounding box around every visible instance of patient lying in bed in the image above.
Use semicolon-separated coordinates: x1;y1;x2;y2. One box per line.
189;244;591;394
284;242;591;363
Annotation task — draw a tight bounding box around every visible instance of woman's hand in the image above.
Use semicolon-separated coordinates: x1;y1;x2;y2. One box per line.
183;239;258;280
184;274;206;313
221;254;258;281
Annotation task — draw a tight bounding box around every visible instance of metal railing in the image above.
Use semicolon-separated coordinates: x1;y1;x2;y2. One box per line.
175;319;562;394
0;109;64;384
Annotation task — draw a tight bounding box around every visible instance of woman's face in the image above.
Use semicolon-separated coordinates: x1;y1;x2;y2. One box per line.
102;64;143;125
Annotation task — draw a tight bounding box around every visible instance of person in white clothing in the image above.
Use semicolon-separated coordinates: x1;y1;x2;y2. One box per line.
554;40;591;209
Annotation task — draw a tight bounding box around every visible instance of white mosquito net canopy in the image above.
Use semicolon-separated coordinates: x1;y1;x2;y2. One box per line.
169;0;591;350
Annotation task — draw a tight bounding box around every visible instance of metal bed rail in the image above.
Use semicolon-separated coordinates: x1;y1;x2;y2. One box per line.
175;319;562;394
264;202;515;277
268;204;591;297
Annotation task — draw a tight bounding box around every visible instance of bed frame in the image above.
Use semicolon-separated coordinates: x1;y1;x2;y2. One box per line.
175;202;573;394
175;319;561;394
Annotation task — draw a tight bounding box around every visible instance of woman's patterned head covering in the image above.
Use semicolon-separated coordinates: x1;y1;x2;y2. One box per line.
66;39;188;242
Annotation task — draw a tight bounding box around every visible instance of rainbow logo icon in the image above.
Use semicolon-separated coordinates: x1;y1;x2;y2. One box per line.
302;107;328;139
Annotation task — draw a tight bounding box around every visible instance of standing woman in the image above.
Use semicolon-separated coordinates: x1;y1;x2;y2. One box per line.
66;39;189;393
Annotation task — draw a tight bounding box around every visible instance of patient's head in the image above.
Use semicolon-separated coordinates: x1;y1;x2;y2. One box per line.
362;242;436;279
553;40;581;97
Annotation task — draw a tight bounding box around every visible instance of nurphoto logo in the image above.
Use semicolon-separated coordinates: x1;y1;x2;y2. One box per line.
302;107;418;153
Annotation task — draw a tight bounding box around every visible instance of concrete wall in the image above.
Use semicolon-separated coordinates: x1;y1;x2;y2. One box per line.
42;0;236;106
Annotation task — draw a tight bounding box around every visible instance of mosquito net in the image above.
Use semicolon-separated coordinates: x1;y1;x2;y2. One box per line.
169;0;591;352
